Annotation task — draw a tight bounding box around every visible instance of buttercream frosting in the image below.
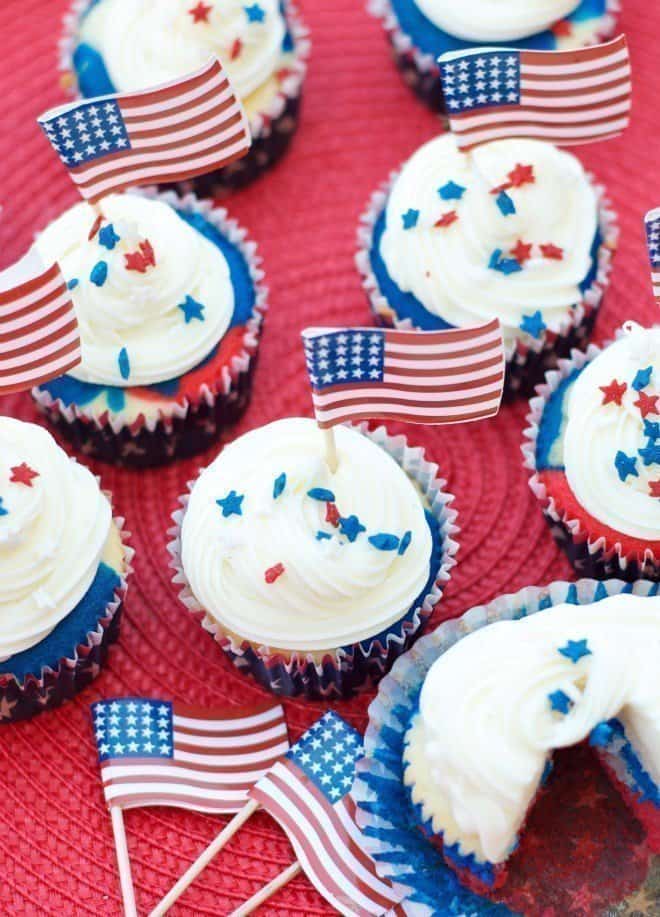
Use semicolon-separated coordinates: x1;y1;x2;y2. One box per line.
181;418;433;650
412;0;581;42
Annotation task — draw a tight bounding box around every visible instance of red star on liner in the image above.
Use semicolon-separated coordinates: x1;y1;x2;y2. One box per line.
230;38;243;60
325;502;340;527
649;480;660;498
511;240;533;264
599;379;627;406
188;1;212;22
435;211;458;229
634;390;660;418
88;214;103;241
124;239;156;273
9;463;39;487
508;163;536;188
552;19;573;37
265;563;285;584
540;243;564;260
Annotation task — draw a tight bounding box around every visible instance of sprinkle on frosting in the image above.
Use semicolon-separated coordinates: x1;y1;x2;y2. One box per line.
216;490;244;517
230;37;243;60
316;530;332;541
510;240;532;264
435;211;458;229
589;723;614;747
438;181;466;201
634;391;660;419
245;3;265;22
0;498;8;517
339;515;366;543
178;294;205;324
639;443;660;466
98;223;120;250
650;481;660;498
67;278;79;290
558;639;592;664
369;533;400;551
264;562;285;583
273;473;287;499
540;243;564;261
489;250;522;275
548;690;572;714
88;214;103;241
402;209;420;230
633;367;653;391
9;463;39;487
118;347;131;380
90;260;108;287
495;191;516;217
507;163;535;188
189;1;213;22
398;531;412;555
307;488;335;502
325;502;340;527
520;311;546;339
599;379;627;406
124;239;156;273
644;420;660;441
552;19;573;37
614;450;638;482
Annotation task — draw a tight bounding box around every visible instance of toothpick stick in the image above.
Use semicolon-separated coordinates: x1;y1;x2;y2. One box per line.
230;862;301;917
149;799;260;917
323;427;338;474
110;806;138;917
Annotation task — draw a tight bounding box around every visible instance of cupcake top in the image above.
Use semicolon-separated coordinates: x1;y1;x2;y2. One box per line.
35;193;235;387
77;0;286;99
563;324;660;542
405;593;660;864
0;417;112;661
379;134;598;349
181;418;433;651
413;0;581;42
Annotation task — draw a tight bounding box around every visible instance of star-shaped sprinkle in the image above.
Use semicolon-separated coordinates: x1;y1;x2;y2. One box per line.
435;211;458;229
90;260;108;287
401;208;419;230
265;562;285;583
548;690;572;714
307;487;335;502
634;390;659;418
520;311;547;339
632;366;653;391
589;723;613;747
118;347;130;380
368;533;400;551
489;249;522;275
599;379;627;406
540;243;564;261
68;278;79;290
98;223;120;250
216;490;244;517
124;240;156;273
244;3;265;22
511;240;533;264
649;480;660;498
644;419;660;441
339;514;366;542
558;639;592;664
508;163;535;188
189;1;212;22
10;463;39;487
0;498;8;517
639;442;660;466
495;191;516;217
398;531;412;556
178;294;205;323
438;181;466;201
614;450;638;482
273;473;286;499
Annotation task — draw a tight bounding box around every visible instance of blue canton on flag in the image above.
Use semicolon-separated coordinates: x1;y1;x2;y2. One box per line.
285;710;362;801
92;699;173;761
304;330;385;390
41;101;131;168
439;51;521;114
645;212;660;269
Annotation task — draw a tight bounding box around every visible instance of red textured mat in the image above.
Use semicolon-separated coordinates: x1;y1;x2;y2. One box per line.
0;2;659;915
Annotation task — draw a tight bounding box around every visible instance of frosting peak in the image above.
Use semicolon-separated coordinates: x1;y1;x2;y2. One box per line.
413;0;582;42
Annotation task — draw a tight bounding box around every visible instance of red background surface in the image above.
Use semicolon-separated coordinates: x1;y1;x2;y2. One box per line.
0;1;659;914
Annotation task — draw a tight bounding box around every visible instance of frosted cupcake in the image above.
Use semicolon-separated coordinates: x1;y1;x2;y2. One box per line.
0;417;131;723
357;134;617;398
368;0;619;111
524;323;660;581
32;190;266;467
169;417;458;698
60;0;309;193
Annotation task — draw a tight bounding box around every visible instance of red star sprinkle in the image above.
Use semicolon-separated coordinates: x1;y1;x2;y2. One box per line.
435;211;458;229
649;481;660;498
552;19;573;37
230;38;243;60
265;563;285;584
124;239;156;273
599;379;627;406
139;239;156;268
511;240;533;264
88;214;103;241
9;463;39;487
188;1;212;22
540;243;564;260
325;502;340;527
507;163;536;188
634;390;660;418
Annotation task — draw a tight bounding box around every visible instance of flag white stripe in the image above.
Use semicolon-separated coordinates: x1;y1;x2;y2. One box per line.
312;398;502;422
454;118;628;146
452;97;630;132
131;104;239;147
522;45;629;76
0;274;63;316
313;381;503;406
102;764;270;786
121;71;228;118
128;89;238;134
385;351;501;370
0;289;72;338
173;740;289;768
173;722;286;749
0;325;79;371
384;326;501;355
2;348;81;389
520;62;630;91
103;782;249;803
383;364;502;386
334;799;406;901
173;707;284;733
519;83;630;108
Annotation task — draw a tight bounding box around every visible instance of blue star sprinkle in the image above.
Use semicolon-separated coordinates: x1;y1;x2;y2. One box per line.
98;223;120;250
520;311;547;339
339;515;366;543
178;294;205;324
632;366;653;391
495;190;516;216
398;530;412;556
589;723;614;747
273;473;287;499
244;2;265;22
438;181;466;201
118;347;130;380
488;249;503;270
639;442;660;466
216;490;244;517
307;488;335;502
90;261;108;287
369;533;400;551
548;690;572;714
67;278;79;290
558;639;592;664
614;450;638;482
0;498;8;517
401;208;420;230
644;419;660;442
489;249;522;275
316;530;332;541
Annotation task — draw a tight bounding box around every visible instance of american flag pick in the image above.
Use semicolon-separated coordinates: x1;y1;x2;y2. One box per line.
38;58;251;204
439;35;632;151
644;209;660;304
302;321;505;428
0;248;81;395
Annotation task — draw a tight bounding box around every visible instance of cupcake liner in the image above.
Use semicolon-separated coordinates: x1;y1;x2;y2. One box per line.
522;338;660;582
167;423;459;700
356;168;618;400
367;0;620;113
58;0;310;194
0;497;134;724
352;577;658;914
32;187;268;468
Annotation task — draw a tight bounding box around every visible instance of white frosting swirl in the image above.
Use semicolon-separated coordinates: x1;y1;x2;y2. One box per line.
0;417;112;660
563;325;660;542
405;594;660;864
79;0;286;101
35;194;234;387
181;418;433;650
380;135;598;349
413;0;581;41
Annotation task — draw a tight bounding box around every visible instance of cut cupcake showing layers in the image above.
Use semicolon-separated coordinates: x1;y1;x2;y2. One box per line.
0;417;132;723
357;134;617;399
403;589;660;896
60;0;309;193
523;323;660;581
32;190;266;467
169;417;458;699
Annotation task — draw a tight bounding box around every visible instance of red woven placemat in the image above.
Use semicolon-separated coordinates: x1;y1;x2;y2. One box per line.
0;2;659;914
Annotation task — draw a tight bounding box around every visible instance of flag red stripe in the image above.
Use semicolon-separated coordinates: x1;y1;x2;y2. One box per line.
119;61;225;109
124;80;232;126
0;347;81;396
522;37;627;67
173;700;284;721
0;264;61;307
314;373;504;399
129;101;238;145
174;718;287;740
0;319;79;361
0;288;71;337
312;389;502;411
108;793;247;812
385;317;500;345
315;406;499;429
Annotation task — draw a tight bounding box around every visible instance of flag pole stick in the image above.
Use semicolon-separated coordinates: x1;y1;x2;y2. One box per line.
322;427;338;474
230;862;301;917
110;806;138;917
149;799;260;917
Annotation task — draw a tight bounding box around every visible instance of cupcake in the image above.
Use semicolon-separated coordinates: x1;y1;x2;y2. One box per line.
357;134;617;398
0;417;132;723
60;0;309;194
523;323;660;581
169;417;458;699
32;189;267;467
368;0;619;111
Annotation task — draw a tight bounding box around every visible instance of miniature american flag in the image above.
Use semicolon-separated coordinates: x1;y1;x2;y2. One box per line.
0;249;81;395
250;712;407;916
38;58;251;204
645;208;660;304
302;320;505;428
92;699;288;813
439;36;631;151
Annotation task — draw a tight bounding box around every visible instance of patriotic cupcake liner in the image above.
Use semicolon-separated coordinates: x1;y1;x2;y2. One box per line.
522;336;660;581
0;499;134;724
168;423;459;700
352;577;658;914
356;168;618;400
367;0;620;113
58;0;310;195
32;188;268;468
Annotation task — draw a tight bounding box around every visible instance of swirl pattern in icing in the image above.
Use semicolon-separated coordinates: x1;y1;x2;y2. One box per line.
35;193;234;387
0;417;112;661
380;134;598;349
404;593;660;864
181;418;432;650
412;0;581;42
563;325;660;542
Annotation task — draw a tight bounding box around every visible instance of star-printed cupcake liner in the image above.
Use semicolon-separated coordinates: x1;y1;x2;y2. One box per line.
168;423;459;700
